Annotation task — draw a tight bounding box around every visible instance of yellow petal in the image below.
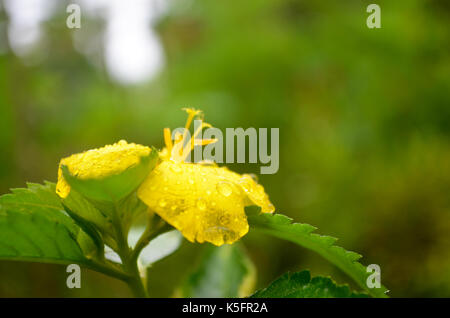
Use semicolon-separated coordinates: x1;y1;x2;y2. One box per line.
56;167;71;198
137;160;274;246
56;140;152;199
234;175;275;213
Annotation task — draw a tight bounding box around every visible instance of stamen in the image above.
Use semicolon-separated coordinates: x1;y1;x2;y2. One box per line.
164;128;173;154
182;121;212;157
174;108;201;162
194;138;218;147
193;122;212;140
171;131;186;162
170;108;213;163
182;108;201;137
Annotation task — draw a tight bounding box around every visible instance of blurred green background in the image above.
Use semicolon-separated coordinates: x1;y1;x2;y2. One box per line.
0;0;449;297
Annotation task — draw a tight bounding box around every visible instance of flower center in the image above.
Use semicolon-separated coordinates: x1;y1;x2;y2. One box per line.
163;108;217;163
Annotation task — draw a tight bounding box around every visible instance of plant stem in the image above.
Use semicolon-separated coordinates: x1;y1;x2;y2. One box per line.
119;238;149;297
86;259;131;282
112;203;149;298
123;260;148;298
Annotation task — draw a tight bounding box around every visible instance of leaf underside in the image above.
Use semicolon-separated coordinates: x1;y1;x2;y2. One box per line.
251;270;368;298
246;207;388;298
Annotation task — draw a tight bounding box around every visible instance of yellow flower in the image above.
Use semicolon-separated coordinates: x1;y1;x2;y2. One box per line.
138;109;274;246
56;140;153;199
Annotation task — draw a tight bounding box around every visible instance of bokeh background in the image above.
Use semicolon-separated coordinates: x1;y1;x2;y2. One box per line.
0;0;449;297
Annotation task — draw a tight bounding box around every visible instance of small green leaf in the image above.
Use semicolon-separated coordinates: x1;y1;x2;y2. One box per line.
61;186;113;235
116;191;150;235
0;182;94;265
179;244;256;298
246;207;388;298
62;203;105;258
62;184;149;251
251;270;368;298
61;147;158;202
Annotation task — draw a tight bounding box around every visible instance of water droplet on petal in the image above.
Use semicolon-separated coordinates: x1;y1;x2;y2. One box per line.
217;181;233;197
248;173;259;182
197;198;207;211
170;164;181;173
239;176;253;193
159;199;167;208
189;179;194;185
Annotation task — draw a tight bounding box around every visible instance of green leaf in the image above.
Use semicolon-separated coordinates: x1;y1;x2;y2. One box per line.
61;186;113;236
251;270;368;298
62;203;105;258
62;184;149;252
61;187;114;250
116;191;149;235
61;147;159;202
0;182;94;264
179;244;256;298
246;207;388;298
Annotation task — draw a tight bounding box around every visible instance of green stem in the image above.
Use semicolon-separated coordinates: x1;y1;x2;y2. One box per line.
122;260;148;298
86;259;131;282
119;239;149;298
112;203;149;298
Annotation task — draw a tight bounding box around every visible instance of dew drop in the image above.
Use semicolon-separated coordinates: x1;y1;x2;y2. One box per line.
217;181;233;197
170;164;181;173
239;176;253;193
189;179;194;185
197;198;207;211
159;199;167;208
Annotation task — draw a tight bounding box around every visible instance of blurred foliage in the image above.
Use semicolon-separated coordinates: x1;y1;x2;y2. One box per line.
178;244;256;298
0;0;449;297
